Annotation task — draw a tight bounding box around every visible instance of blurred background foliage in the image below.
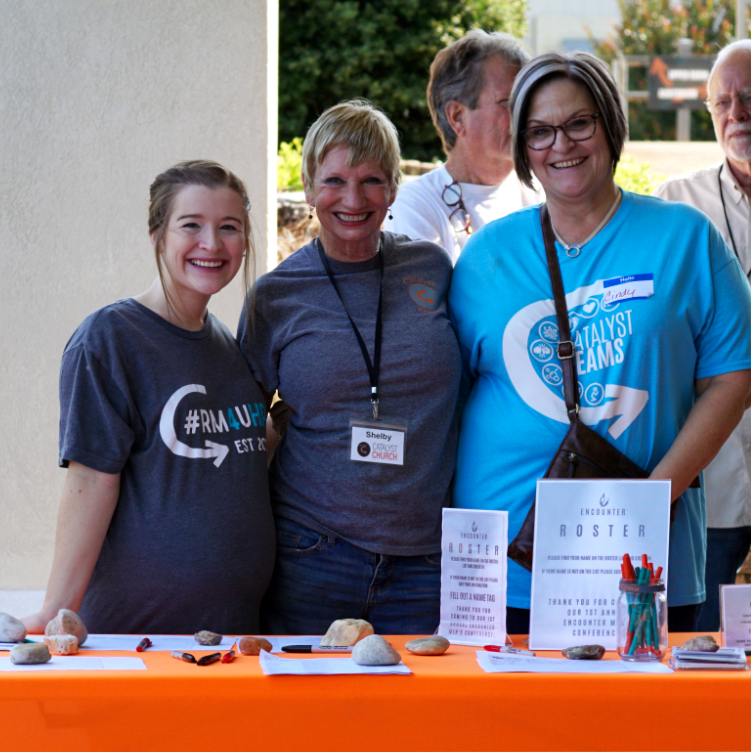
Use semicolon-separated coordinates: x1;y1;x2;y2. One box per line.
278;0;528;162
589;0;743;140
614;154;666;194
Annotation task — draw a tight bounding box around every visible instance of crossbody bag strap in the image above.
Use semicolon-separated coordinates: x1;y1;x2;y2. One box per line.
540;204;580;422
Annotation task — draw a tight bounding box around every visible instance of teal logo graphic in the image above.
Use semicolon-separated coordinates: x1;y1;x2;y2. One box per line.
409;284;439;310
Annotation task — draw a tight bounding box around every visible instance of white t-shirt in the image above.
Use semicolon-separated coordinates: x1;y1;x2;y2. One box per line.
386;164;541;264
654;161;751;528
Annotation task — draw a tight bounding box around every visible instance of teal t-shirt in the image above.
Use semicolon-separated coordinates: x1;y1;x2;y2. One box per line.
449;190;751;608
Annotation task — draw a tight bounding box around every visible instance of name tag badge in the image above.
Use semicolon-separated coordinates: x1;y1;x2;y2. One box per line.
350;415;407;466
602;273;654;304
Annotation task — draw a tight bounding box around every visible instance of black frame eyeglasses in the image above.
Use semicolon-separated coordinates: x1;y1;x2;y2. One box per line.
521;113;600;151
441;180;472;235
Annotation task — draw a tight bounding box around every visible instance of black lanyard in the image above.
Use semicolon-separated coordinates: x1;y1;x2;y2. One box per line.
316;237;384;418
718;163;751;279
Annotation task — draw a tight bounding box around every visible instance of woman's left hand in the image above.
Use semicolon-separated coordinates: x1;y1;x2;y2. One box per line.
650;370;751;500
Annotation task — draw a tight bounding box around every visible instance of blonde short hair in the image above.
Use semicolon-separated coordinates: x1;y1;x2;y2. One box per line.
302;99;401;195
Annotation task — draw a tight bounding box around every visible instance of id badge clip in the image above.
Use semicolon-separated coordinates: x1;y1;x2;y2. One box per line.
350;414;407;466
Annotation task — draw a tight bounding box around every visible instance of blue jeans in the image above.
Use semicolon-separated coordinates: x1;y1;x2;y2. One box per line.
695;526;751;631
261;516;441;635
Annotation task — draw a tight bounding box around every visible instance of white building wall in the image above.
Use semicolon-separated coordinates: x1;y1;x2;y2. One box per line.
527;0;620;54
0;0;278;598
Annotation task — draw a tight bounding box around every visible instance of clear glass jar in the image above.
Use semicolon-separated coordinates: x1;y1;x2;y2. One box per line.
617;577;667;661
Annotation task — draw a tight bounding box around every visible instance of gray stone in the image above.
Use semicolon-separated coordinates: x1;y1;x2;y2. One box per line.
10;643;51;665
681;635;719;652
45;609;88;646
562;644;606;660
321;619;374;647
352;634;401;666
44;634;79;655
405;636;450;656
0;612;27;643
238;636;272;655
194;630;222;646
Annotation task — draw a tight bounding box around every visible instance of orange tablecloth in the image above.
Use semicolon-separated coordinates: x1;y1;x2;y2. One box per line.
2;633;748;751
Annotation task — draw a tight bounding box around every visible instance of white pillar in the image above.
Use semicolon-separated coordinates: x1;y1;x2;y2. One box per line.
739;0;748;40
676;38;693;142
0;0;278;592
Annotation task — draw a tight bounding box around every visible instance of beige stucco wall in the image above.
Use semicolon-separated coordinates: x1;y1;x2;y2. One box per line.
0;0;278;591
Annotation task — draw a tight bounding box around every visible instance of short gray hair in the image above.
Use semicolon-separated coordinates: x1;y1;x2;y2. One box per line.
510;52;628;189
428;29;530;153
708;39;751;89
302;99;401;195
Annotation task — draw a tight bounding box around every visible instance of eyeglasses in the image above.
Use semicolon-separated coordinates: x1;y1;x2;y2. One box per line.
521;113;600;151
705;89;751;115
441;180;472;235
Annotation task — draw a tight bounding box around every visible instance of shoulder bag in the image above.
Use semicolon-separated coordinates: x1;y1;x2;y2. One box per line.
506;204;651;572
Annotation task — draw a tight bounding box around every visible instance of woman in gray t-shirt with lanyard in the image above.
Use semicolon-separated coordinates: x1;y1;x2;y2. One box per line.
239;100;462;635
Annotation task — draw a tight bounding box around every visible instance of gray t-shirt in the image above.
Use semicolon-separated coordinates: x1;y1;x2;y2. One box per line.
238;232;461;555
59;298;274;634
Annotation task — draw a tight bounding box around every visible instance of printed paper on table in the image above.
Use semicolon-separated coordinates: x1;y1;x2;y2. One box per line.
530;479;670;651
438;508;507;646
721;584;751;650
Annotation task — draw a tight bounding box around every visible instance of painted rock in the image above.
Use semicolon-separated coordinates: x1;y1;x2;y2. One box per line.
562;644;605;660
681;635;719;652
238;636;272;655
10;643;51;665
352;634;401;666
44;634;79;655
405;636;450;656
194;630;222;646
320;619;374;647
45;609;88;647
0;612;27;643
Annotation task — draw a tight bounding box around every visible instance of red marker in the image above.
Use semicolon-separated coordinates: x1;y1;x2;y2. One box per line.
136;638;152;652
221;642;237;663
484;645;536;656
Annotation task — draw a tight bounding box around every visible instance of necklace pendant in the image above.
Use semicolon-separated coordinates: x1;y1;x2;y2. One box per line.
566;246;582;258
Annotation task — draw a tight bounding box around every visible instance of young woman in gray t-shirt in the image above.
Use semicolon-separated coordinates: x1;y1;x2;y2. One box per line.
21;162;274;635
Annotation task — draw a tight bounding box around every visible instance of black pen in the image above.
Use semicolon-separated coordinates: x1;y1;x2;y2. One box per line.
281;645;352;653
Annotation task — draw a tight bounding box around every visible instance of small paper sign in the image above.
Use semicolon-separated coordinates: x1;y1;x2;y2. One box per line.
721;584;751;650
530;479;671;650
437;508;507;646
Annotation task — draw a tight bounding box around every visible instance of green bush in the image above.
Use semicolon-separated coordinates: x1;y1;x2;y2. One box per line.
278;0;528;163
615;154;666;195
278;138;304;191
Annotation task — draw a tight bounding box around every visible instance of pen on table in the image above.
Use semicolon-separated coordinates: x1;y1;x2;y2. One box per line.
197;652;222;666
484;645;536;657
281;645;353;653
221;642;237;663
136;637;153;652
171;651;196;664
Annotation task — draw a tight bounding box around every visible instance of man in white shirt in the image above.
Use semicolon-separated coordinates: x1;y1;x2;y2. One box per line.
654;40;751;630
386;30;540;263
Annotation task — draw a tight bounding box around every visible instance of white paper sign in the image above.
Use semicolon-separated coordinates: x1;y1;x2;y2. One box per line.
721;584;751;650
530;479;670;651
437;508;507;646
475;650;672;674
258;651;411;675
